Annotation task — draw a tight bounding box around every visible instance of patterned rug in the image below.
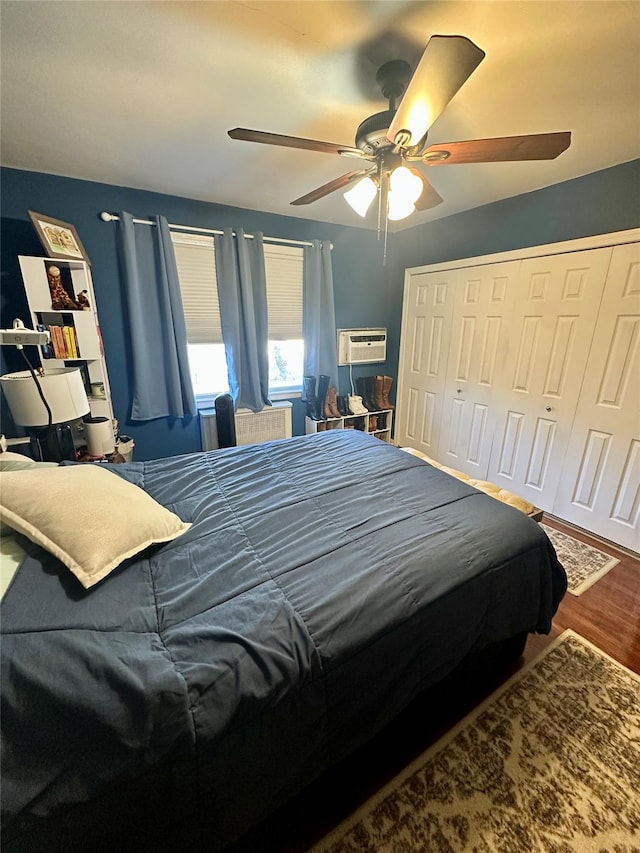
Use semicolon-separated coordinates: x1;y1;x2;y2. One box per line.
540;523;620;596
310;631;640;853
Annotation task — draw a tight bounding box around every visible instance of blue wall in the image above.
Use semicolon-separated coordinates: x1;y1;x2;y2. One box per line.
0;168;395;459
2;159;638;459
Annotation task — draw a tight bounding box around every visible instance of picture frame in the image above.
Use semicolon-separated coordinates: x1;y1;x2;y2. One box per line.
28;210;91;265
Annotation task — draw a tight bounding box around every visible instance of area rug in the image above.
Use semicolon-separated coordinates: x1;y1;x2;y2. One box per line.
310;631;640;853
540;523;620;596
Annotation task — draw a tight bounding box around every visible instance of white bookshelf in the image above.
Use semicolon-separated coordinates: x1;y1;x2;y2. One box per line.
18;255;114;422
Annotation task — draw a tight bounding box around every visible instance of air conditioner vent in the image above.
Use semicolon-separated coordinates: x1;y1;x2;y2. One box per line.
337;328;387;365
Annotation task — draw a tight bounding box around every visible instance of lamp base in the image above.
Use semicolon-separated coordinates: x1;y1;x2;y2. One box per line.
28;424;76;463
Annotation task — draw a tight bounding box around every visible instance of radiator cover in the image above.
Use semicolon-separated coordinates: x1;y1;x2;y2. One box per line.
200;401;293;450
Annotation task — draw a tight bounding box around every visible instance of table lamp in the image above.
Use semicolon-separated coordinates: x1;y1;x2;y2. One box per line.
0;367;90;461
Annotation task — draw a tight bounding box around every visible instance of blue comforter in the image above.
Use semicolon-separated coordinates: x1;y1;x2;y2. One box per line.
1;430;566;851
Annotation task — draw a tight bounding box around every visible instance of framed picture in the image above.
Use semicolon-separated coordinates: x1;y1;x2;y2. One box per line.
28;211;91;265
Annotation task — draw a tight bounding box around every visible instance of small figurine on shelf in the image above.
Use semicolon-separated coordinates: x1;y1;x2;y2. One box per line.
77;290;91;310
46;264;80;310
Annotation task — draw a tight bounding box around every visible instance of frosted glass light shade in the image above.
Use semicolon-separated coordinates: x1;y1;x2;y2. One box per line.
387;194;416;221
344;177;377;217
389;166;423;204
345;168;423;222
0;368;90;426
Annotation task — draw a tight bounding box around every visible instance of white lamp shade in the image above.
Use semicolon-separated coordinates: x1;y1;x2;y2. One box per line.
0;368;90;426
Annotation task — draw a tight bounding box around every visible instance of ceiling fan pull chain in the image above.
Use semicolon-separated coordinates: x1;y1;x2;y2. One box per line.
381;170;390;265
376;161;384;239
383;213;389;266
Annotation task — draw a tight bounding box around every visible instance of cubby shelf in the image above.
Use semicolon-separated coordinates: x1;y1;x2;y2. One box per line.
305;408;393;442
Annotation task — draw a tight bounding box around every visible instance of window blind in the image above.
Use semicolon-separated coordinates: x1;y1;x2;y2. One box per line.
264;244;303;341
171;232;222;345
172;233;303;344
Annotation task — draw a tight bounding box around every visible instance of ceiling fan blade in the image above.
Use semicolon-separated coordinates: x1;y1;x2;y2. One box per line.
228;128;368;159
421;132;572;165
290;170;372;206
387;35;485;149
409;168;444;210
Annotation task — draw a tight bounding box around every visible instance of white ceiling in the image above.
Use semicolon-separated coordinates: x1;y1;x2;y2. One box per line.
1;1;639;231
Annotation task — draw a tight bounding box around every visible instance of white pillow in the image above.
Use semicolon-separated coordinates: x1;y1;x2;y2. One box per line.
0;452;41;462
0;458;59;536
0;457;58;472
0;465;191;588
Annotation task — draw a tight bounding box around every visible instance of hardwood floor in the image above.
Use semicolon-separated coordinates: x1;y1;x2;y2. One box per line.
524;516;640;673
228;519;639;853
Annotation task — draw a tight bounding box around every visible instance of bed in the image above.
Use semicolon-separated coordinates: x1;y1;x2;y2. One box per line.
0;429;566;852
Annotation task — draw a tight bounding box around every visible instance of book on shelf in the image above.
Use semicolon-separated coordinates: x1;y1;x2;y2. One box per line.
38;322;80;359
66;325;79;358
37;324;55;359
50;325;66;358
63;326;74;358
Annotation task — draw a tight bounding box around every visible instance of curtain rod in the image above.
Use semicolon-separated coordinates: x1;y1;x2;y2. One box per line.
99;212;332;249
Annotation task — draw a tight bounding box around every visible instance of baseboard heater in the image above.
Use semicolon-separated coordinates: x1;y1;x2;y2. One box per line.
200;400;293;450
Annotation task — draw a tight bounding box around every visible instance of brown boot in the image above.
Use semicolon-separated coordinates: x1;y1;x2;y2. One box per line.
324;387;341;419
374;376;386;410
382;376;395;409
330;388;342;417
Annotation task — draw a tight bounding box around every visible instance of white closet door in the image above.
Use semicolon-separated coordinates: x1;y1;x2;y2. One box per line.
552;243;640;550
396;270;455;456
486;247;613;509
438;261;520;478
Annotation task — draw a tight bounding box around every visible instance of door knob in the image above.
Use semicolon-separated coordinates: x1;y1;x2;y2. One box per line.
545;406;552;412
457;389;462;393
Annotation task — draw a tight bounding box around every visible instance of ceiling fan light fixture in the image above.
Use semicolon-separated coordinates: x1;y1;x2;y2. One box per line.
387;194;416;221
344;176;377;217
389;166;423;204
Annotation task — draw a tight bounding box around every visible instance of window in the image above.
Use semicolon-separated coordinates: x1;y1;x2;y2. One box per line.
172;232;304;405
264;243;304;395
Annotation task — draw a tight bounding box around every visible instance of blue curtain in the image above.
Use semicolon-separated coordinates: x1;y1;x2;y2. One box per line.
214;228;270;412
303;239;338;382
116;212;196;420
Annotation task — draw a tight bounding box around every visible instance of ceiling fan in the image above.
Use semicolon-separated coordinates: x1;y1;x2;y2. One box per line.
228;35;571;222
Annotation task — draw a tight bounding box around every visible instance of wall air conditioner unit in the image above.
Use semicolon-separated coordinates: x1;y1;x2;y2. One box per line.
337;328;387;365
200;400;292;450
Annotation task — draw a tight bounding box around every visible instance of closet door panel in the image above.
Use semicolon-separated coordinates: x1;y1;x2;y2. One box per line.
486;247;613;509
396;271;455;455
553;242;640;550
439;261;520;478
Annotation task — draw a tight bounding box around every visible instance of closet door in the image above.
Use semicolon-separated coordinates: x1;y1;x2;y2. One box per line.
438;261;520;478
396;270;455;456
486;247;613;509
552;242;640;550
